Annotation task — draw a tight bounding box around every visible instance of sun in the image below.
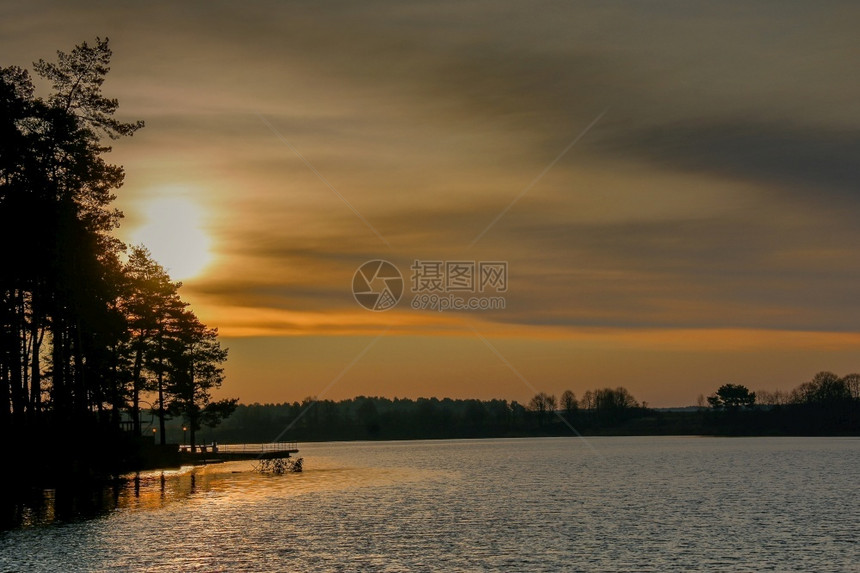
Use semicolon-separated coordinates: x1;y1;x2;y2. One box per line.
131;196;214;281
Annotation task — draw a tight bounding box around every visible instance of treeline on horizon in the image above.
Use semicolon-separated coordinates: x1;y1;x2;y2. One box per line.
195;371;860;444
1;39;235;478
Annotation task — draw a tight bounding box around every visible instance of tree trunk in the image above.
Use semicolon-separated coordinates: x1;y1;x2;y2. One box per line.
51;323;65;416
156;338;166;445
131;345;143;436
73;321;86;415
29;321;42;420
10;289;27;423
109;344;122;427
188;356;196;450
0;330;10;430
157;369;165;445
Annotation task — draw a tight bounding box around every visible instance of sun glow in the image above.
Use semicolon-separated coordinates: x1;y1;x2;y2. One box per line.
131;195;214;281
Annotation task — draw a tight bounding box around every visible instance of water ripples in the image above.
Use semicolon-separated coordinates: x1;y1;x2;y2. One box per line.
1;437;858;571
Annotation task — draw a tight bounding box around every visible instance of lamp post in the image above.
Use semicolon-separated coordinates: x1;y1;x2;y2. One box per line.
139;399;156;437
183;426;187;446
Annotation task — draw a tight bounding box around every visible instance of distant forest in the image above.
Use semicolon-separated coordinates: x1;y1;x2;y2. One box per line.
190;371;860;444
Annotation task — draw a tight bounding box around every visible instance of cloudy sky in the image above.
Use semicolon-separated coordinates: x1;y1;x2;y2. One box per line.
4;1;860;406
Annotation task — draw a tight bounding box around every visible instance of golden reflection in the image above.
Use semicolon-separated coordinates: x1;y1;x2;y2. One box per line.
2;457;441;530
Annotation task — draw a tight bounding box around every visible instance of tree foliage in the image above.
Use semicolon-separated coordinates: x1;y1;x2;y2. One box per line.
790;371;852;405
708;384;756;410
561;389;578;419
528;392;555;425
33;38;144;138
166;309;234;448
1;39;234;473
593;387;639;411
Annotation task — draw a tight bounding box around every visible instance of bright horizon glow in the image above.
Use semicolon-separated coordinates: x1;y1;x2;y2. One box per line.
131;195;214;281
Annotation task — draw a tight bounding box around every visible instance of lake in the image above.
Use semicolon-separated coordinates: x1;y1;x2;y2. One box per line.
1;436;858;571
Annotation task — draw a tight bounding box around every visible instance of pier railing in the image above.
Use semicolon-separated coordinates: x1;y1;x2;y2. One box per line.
178;442;298;454
216;442;299;454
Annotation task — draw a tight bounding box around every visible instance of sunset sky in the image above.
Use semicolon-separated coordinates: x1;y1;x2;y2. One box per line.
4;1;860;406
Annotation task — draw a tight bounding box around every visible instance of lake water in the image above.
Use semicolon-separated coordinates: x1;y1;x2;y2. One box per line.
1;436;858;571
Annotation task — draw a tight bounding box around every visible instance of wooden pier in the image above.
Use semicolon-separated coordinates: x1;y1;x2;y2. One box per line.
178;442;299;465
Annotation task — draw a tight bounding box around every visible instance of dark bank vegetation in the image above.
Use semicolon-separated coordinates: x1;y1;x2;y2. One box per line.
191;372;859;444
1;39;234;484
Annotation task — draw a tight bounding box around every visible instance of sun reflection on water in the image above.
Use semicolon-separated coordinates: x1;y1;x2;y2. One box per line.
2;456;437;531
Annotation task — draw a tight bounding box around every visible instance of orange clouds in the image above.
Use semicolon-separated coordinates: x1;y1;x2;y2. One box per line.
6;1;860;405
